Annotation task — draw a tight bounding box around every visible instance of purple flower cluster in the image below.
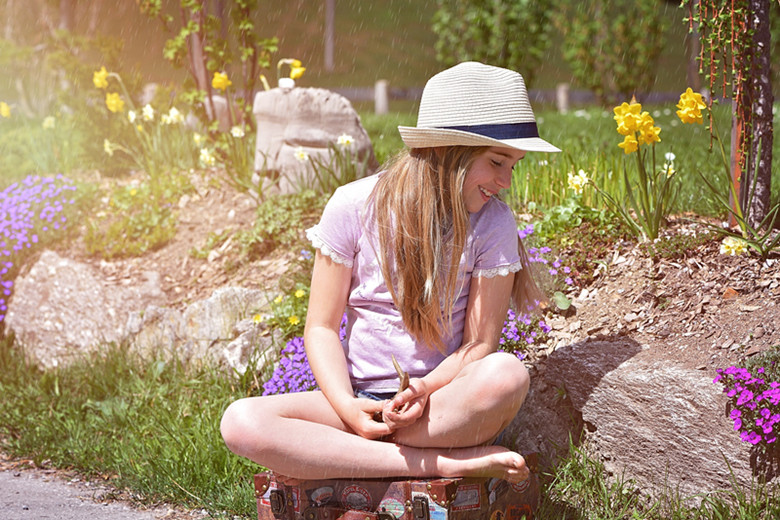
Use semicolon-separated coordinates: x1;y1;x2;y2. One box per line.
0;174;77;322
262;314;347;396
261;336;318;395
714;365;780;446
499;308;551;359
520;226;574;287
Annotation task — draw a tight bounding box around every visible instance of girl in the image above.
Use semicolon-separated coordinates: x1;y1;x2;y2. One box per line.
221;62;560;483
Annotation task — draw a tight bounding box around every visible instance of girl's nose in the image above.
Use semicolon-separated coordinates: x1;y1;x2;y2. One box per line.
496;169;512;190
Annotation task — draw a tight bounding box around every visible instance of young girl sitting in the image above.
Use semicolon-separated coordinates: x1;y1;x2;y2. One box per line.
221;61;560;483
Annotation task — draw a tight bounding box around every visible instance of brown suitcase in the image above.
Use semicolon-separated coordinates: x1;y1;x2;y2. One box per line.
254;455;539;520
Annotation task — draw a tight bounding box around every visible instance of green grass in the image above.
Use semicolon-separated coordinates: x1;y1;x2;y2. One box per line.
538;441;780;520
1;333;778;520
0;336;262;518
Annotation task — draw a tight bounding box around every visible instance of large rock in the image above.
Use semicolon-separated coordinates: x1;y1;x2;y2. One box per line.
253;87;378;194
6;250;279;374
5;249;165;368
125;286;279;373
508;339;759;499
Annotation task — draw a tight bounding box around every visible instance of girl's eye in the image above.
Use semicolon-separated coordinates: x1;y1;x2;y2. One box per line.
491;159;503;167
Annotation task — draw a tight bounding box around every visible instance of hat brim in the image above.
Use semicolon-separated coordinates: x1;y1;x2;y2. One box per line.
398;126;561;153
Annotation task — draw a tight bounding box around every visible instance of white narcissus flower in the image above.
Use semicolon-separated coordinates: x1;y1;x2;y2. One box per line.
337;133;354;148
231;126;245;138
128;110;137;123
662;163;676;178
567;169;589;195
199;148;216;167
294;146;309;162
42;116;55;129
720;236;748;256
142;104;155;121
167;106;184;124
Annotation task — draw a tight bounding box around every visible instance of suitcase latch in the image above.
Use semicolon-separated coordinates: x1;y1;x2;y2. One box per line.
412;496;429;520
269;489;286;515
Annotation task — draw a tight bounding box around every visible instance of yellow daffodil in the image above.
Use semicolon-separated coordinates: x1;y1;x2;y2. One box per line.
618;134;639;154
274;295;284;304
567;169;589;194
676;88;706;125
337;133;354;148
635;111;660;144
252;313;264;324
230;126;245;138
42;116;56;129
93;66;109;89
212;71;232;91
129;188;138;196
288;315;300;326
105;92;125;113
720;236;748;256
295;289;306;299
613;101;642;136
290;64;306;80
0;102;10;118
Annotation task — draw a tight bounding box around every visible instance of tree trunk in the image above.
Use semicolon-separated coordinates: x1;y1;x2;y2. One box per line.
59;0;75;31
741;0;774;228
686;0;702;92
4;0;14;41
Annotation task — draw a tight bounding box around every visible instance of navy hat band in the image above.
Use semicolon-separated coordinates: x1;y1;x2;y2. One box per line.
437;122;539;140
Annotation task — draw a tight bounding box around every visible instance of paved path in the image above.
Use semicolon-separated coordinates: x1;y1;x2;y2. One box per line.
0;468;206;520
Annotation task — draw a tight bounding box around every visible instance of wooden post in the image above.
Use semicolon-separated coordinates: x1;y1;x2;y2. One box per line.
324;0;335;72
375;80;389;115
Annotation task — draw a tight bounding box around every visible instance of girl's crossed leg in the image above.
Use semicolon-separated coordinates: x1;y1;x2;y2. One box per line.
220;352;530;482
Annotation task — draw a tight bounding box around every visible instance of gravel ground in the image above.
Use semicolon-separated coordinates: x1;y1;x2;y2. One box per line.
0;467;209;520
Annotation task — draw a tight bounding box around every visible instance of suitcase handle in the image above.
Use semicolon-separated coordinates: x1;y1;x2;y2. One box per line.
412;495;429;520
269;489;286;516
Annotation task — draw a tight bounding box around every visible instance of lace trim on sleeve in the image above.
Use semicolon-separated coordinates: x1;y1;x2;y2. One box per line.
472;260;523;278
306;227;354;268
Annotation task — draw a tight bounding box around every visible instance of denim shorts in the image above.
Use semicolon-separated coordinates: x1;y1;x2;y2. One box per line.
354;389;397;401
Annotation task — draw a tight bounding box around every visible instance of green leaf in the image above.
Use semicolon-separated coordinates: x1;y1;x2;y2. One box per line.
552;291;571;311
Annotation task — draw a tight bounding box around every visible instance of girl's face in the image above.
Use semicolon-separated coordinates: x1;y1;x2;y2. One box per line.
462;147;526;213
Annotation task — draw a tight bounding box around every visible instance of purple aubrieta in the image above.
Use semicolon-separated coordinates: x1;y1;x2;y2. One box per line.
0;174;77;322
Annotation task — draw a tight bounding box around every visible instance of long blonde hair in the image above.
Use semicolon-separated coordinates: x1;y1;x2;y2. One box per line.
370;146;544;351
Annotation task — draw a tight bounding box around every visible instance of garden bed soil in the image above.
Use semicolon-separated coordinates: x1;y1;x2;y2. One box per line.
60;173;780;371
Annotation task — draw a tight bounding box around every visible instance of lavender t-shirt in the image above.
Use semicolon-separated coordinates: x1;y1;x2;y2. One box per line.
306;173;522;393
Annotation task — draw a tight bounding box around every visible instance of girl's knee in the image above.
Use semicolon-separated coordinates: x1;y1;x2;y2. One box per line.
220;397;266;455
475;352;530;402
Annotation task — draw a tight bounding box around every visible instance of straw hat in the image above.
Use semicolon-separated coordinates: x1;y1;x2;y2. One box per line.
398;62;560;153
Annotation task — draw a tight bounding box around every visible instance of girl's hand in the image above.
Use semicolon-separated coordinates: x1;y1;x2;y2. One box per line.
342;398;393;439
381;378;429;430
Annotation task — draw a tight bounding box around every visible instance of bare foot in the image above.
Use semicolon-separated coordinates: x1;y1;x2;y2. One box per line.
438;445;529;483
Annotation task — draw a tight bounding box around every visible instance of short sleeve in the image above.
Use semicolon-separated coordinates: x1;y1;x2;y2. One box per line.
471;199;523;278
306;181;368;268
